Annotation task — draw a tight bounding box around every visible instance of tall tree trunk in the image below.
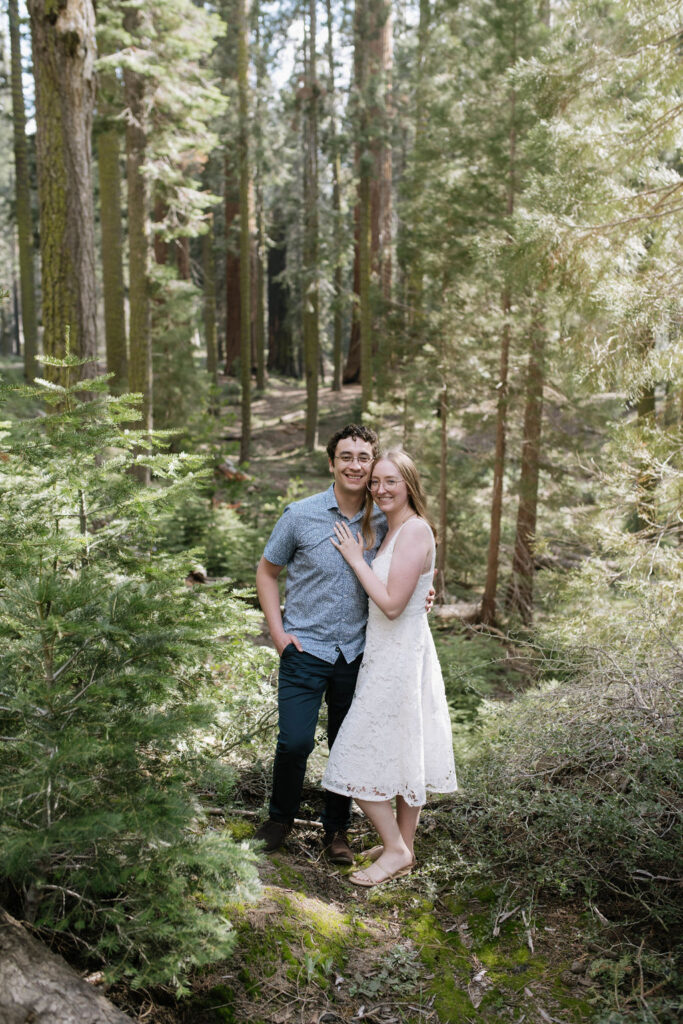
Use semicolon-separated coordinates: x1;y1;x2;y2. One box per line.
344;0;392;392
238;0;251;462
325;0;343;392
359;159;372;412
253;1;267;392
176;237;191;281
507;320;545;625
224;153;241;375
480;293;511;626
27;0;98;375
370;0;392;306
634;334;656;532
404;0;430;333
203;214;219;392
480;83;517;627
267;212;296;375
123;9;152;448
9;0;38;382
97;71;128;393
435;382;448;603
303;0;320;449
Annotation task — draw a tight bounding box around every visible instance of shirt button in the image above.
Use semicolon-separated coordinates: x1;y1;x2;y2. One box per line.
335;645;340;652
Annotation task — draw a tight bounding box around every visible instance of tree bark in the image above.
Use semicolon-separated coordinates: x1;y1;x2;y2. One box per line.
480;293;511;626
238;0;251;463
9;0;38;382
203;214;219;390
253;1;267;392
507;319;545;625
344;0;392;393
267;213;296;375
0;909;132;1023
224;157;241;376
303;0;320;449
480;83;517;627
435;382;448;603
123;9;152;454
28;0;98;375
326;0;343;392
97;71;128;393
404;0;430;333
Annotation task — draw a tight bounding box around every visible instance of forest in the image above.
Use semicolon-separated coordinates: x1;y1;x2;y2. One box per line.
0;0;681;1021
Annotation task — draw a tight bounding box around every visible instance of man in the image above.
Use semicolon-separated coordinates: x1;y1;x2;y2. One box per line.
254;424;385;863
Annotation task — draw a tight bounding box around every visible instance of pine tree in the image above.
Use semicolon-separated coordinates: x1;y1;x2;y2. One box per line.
0;358;266;990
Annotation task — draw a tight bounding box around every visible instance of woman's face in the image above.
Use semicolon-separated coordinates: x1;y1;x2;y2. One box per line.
369;458;410;516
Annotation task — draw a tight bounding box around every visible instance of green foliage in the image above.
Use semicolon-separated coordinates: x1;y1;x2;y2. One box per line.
451;642;681;930
0;363;269;990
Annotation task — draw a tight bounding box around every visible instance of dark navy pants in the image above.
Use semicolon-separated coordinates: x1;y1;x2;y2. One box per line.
269;646;362;833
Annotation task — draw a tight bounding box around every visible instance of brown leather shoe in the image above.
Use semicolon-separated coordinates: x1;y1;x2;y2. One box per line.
254;818;292;853
323;831;354;865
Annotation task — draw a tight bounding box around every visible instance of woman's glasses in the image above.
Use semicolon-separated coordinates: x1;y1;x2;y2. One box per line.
368;478;402;491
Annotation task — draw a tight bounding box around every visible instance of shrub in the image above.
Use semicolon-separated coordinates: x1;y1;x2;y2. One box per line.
449;631;681;931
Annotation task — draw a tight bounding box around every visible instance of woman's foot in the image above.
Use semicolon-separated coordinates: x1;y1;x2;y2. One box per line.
364;844;416;866
351;847;413;886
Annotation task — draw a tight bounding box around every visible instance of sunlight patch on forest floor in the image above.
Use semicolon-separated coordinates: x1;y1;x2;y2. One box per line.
182;815;597;1024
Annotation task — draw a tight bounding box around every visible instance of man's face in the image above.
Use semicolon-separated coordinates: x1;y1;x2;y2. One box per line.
329;436;374;502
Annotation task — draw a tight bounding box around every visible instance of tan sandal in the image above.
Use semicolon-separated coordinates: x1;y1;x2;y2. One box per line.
349;863;413;888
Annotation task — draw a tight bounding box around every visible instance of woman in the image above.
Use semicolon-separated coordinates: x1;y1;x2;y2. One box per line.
323;449;457;887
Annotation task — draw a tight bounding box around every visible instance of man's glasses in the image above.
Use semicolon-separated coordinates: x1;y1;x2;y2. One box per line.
335;453;373;464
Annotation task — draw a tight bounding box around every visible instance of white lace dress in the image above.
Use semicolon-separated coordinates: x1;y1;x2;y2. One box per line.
323;519;457;806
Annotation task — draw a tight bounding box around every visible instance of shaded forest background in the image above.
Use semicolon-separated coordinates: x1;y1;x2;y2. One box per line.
0;0;681;1022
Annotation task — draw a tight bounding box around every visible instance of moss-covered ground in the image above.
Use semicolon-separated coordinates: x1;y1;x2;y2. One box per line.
167;807;610;1024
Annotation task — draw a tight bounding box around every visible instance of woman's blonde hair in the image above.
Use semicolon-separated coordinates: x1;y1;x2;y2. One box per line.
361;447;437;548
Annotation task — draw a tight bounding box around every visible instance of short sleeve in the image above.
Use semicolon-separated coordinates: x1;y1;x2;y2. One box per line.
263;506;298;567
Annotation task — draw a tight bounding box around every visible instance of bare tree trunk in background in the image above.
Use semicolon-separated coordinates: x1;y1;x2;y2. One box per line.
507;318;545;625
254;1;267;392
9;0;38;382
238;0;252;462
203;214;219;393
634;334;657;533
370;0;393;391
224;153;241;375
435;382;448;603
345;0;392;390
303;0;320;449
123;8;152;473
325;0;343;392
480;81;517;626
404;0;430;334
97;70;128;393
176;238;191;281
267;212;297;375
28;0;98;376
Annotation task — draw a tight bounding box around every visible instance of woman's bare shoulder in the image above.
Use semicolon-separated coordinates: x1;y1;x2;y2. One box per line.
396;517;433;547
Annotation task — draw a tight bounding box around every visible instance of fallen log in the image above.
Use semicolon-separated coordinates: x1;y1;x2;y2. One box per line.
0;909;132;1023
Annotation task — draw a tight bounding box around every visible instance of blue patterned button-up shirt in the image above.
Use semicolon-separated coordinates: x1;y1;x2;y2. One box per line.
263;483;387;663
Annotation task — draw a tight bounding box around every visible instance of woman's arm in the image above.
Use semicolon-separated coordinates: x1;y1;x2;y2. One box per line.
331;519;431;620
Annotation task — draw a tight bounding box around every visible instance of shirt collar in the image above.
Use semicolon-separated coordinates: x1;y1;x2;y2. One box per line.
326;483;365;522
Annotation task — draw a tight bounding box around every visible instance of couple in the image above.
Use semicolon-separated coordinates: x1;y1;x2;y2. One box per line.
255;424;456;887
